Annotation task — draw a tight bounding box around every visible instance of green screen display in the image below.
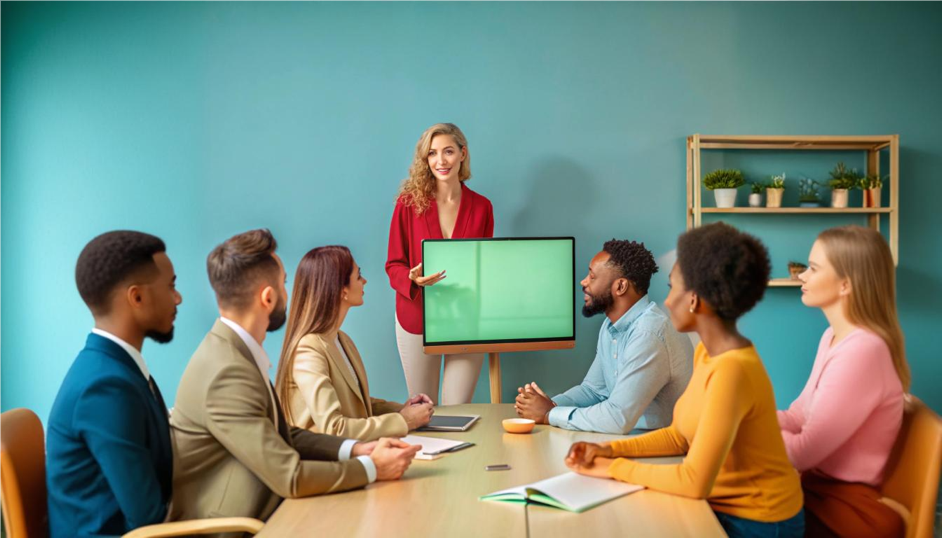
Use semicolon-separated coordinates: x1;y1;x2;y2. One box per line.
422;238;575;345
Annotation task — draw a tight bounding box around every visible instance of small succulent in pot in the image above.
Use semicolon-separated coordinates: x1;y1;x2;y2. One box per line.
798;176;823;207
828;162;861;208
748;182;765;207
858;173;885;208
766;173;786;208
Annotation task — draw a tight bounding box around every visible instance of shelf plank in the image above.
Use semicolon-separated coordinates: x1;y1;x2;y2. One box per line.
697;207;892;214
690;135;895;151
696;135;896;142
699;143;883;151
769;279;802;288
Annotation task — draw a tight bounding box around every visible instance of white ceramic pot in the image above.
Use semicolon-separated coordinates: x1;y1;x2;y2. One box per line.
748;193;762;207
713;188;738;208
831;189;849;208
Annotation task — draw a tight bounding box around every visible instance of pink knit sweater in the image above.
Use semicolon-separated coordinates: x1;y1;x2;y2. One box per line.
777;328;904;486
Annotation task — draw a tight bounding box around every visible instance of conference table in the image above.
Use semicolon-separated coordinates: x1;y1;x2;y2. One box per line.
258;404;726;537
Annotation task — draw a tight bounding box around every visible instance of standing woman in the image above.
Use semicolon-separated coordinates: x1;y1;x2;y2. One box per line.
565;223;804;538
386;123;494;405
779;225;907;538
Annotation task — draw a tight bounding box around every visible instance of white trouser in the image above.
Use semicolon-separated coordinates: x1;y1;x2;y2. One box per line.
395;318;484;406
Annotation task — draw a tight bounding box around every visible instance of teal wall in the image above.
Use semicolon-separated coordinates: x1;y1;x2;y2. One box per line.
3;2;941;422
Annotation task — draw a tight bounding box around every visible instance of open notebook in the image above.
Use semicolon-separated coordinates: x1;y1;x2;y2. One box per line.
480;472;643;513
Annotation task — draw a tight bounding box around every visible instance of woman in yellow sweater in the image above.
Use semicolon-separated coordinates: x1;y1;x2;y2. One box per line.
566;222;803;538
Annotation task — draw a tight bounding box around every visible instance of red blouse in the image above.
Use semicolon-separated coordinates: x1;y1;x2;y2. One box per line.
385;183;494;334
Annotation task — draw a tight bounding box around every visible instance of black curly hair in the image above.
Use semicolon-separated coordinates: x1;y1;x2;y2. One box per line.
676;222;771;322
75;231;166;314
602;239;658;295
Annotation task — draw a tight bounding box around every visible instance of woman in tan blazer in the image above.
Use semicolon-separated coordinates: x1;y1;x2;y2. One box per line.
275;246;434;441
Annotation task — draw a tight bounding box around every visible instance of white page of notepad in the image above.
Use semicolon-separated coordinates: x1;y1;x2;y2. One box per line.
400;435;466;458
489;472;642;512
531;472;642;511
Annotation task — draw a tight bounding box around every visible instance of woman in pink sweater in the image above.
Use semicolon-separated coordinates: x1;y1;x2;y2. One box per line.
778;226;910;538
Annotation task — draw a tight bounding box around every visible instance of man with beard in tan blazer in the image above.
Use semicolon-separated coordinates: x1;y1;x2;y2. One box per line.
169;229;419;534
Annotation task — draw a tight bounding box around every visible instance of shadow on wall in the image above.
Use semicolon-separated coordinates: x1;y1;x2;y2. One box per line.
896;144;942;317
498;157;599;400
508;157;597;238
897;264;941;315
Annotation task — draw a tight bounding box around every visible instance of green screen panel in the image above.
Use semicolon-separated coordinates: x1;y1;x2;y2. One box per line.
423;238;575;344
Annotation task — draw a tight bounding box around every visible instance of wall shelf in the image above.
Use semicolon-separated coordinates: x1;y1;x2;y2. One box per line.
686;134;900;287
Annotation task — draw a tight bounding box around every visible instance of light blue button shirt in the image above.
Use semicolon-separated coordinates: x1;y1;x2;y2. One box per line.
548;295;693;434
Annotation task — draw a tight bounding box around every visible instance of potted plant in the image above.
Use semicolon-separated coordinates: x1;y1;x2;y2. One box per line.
798;176;823;207
704;169;745;208
858;173;884;208
788;261;807;280
828;162;861;209
766;173;785;208
748;182;765;208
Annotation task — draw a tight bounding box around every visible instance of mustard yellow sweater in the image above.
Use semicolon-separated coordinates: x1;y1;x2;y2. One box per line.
607;344;802;522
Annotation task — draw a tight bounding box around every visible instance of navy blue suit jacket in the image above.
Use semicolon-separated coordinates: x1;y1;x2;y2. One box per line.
46;333;173;537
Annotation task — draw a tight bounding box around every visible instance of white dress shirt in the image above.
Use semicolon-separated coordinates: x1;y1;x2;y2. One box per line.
334;335;360;385
219;317;375;482
92;328;151;380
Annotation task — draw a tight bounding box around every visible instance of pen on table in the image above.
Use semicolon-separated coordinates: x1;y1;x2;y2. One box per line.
425;442;475;456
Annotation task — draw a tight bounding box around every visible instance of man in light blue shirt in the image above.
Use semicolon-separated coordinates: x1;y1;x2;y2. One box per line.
515;239;693;434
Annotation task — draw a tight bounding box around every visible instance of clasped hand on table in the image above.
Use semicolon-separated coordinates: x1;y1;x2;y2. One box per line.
351;438;423;480
400;393;435;430
514;382;616;479
514;381;555;424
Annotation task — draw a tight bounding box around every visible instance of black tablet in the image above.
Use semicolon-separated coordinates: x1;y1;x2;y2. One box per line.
416;415;480;432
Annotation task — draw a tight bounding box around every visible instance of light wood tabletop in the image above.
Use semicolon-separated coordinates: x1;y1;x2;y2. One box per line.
258;404;726;537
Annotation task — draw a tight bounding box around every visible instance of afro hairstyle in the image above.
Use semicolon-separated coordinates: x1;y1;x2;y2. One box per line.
676;222;771;321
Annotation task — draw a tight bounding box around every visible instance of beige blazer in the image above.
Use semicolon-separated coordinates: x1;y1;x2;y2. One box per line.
284;331;408;441
169;320;368;534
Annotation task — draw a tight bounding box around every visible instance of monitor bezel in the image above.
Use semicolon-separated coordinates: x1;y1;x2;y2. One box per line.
420;236;577;351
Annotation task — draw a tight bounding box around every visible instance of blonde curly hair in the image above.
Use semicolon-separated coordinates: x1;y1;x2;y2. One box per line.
398;123;471;214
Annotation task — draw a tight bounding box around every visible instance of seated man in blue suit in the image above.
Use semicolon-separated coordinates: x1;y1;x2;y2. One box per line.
46;230;182;537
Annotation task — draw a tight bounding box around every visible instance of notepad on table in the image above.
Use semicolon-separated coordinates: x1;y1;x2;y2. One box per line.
400;435;472;460
480;472;643;513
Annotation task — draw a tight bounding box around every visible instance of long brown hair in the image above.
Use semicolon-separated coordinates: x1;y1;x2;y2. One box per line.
818;226;910;390
275;245;354;425
397;123;472;214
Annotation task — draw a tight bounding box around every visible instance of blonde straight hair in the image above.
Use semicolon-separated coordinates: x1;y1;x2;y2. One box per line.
818;226;910;391
275;246;354;426
397;123;472;214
